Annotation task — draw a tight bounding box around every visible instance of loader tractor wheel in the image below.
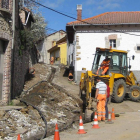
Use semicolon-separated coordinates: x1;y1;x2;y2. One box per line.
112;79;126;103
129;85;140;102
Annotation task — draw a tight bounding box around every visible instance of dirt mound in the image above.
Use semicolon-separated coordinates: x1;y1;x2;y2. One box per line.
0;64;82;139
22;80;81;136
23;63;51;91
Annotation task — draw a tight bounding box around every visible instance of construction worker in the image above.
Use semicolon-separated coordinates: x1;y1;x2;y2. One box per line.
105;84;110;120
96;56;110;75
50;56;54;65
95;76;107;121
68;70;73;81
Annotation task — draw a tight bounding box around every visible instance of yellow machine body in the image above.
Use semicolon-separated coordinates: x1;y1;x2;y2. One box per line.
79;48;140;112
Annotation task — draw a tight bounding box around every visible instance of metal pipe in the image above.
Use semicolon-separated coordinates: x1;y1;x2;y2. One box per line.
9;0;16;104
73;25;77;83
23;12;30;25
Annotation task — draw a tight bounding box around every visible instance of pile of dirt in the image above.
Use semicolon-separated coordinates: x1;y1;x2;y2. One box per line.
0;106;45;140
22;82;81;136
23;63;51;91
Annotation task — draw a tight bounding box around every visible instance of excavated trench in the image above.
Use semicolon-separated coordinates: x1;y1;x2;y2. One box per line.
21;66;82;139
0;65;82;140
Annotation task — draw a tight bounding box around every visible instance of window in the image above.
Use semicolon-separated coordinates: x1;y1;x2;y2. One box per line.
1;0;9;9
137;46;140;50
110;39;116;48
112;55;119;66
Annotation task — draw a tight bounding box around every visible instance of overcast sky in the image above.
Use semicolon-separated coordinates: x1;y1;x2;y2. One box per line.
38;0;140;34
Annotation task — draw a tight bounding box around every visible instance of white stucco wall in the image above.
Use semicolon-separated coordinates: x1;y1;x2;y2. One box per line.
37;41;47;63
67;43;74;66
67;25;140;82
75;28;140;72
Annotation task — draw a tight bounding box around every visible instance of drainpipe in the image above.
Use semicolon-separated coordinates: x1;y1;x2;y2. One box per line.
73;25;77;83
23;11;30;26
12;0;15;49
9;0;16;103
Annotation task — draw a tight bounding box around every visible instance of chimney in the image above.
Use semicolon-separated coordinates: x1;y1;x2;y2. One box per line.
77;4;82;20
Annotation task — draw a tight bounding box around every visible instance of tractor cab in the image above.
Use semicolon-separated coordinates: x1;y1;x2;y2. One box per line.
92;48;128;76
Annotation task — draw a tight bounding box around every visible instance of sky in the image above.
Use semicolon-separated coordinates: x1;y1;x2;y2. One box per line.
38;0;140;34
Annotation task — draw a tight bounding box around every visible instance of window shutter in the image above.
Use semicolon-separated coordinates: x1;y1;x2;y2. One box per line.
116;39;120;48
134;46;137;51
105;40;110;48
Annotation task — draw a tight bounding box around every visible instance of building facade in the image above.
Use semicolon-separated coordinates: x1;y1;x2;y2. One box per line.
0;0;35;105
45;30;66;64
66;6;140;83
0;0;13;104
48;35;67;65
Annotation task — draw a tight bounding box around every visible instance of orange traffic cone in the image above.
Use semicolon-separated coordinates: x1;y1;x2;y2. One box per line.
92;112;100;129
17;134;21;140
105;111;114;124
77;116;87;134
111;108;116;120
54;123;60;140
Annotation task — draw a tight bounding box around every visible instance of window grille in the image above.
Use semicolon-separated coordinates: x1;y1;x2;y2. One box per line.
110;39;116;48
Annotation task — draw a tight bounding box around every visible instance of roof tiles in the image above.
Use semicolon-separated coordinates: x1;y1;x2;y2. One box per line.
67;12;140;25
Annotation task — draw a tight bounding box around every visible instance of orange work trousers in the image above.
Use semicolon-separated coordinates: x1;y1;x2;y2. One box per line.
97;94;106;121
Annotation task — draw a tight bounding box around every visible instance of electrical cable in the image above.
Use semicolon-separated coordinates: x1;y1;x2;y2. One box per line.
30;0;140;36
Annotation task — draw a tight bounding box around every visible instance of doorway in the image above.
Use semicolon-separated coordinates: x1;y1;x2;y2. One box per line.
0;40;4;100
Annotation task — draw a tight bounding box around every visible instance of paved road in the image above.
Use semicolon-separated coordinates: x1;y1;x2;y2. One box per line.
44;111;140;140
44;70;140;140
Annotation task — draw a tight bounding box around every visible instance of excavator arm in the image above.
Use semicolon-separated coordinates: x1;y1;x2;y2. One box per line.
126;71;139;86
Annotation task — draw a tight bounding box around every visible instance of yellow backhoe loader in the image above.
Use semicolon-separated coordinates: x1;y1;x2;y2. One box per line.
79;47;140;121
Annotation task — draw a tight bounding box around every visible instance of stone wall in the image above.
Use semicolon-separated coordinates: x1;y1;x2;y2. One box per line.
11;30;30;98
0;0;38;104
2;40;12;103
0;0;13;11
0;10;12;104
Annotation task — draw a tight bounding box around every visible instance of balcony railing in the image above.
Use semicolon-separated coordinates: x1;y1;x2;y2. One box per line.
0;0;9;10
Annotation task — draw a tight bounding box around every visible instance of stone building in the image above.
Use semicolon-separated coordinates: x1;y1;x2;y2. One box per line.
0;0;36;105
0;0;13;104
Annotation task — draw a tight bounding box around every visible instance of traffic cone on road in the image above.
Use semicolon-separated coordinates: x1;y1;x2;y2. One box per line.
77;116;87;134
17;134;21;140
54;123;60;140
92;112;100;129
111;108;116;120
105;111;114;124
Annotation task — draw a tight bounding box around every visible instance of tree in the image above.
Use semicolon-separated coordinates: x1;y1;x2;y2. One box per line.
20;12;47;51
19;0;40;11
19;0;47;55
31;12;47;42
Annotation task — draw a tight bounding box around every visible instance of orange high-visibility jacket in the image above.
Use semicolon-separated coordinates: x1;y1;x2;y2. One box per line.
101;59;110;69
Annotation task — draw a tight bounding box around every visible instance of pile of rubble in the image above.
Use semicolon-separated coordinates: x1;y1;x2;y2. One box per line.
0;63;82;140
0;107;45;140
